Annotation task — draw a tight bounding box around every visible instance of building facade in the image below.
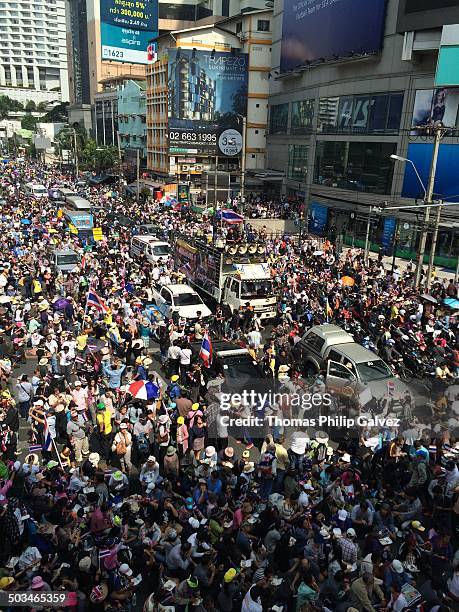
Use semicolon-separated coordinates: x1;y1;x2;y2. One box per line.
118;79;147;169
146;6;272;195
0;0;69;103
267;0;459;268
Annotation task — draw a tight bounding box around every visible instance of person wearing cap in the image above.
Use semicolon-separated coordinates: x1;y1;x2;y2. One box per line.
139;455;160;493
167;374;182;400
96;401;113;460
174;574;201;607
383;559;411;591
176;415;189;455
112;422;133;473
66;408;89;463
71;380;88;416
217;568;240;612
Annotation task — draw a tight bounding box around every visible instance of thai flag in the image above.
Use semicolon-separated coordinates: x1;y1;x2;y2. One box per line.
219;209;244;225
98;548;111;559
28;444;42;452
87;289;108;313
42;416;53;452
199;332;213;368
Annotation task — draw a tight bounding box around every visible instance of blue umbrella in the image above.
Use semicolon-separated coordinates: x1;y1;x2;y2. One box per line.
20;218;31;225
53;298;70;310
444;297;459;310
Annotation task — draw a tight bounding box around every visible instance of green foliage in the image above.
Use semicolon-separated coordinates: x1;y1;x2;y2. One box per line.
0;95;24;118
21;113;37;131
41;102;69;123
25;100;36;112
79;140;118;172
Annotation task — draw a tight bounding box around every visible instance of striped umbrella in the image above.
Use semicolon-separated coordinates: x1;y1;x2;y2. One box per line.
127;380;160;401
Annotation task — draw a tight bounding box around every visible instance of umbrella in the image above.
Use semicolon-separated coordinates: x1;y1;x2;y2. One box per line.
340;276;355;287
20;218;31;225
53;298;70;311
0;295;11;304
444;297;459;310
421;294;437;304
127;380;160;401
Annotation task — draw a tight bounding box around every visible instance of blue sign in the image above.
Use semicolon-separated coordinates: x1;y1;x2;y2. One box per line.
101;0;158;65
66;212;94;230
309;202;328;236
281;0;387;72
402;143;459;199
382;217;396;255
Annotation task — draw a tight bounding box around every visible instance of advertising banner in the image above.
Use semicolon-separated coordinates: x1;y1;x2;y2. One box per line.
402;143;459;199
382;217;396;255
308;202;328;236
100;0;158;65
168;49;248;157
177;183;189;204
281;0;386;72
411;88;459;133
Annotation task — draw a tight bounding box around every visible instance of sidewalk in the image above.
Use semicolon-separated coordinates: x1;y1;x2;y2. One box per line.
343;247;457;282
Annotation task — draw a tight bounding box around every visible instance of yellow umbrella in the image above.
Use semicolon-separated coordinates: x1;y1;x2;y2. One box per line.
340;276;355;287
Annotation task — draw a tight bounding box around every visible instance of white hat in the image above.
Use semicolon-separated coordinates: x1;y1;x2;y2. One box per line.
338;509;348;521
205;445;216;458
341;453;352;463
379;536;393;546
332;528;342;538
391;560;404;574
319;528;330;540
346;528;356;538
74;380;82;386
188;517;200;529
119;563;133;577
158;414;169;424
88;453;100;467
120;423;128;429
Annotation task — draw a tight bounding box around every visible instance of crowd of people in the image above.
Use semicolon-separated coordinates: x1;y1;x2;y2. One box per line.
0;160;456;612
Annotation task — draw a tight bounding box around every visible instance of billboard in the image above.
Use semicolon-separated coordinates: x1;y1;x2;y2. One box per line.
101;0;158;65
308;202;328;236
401;143;459;199
411;88;459;133
281;0;387;72
168;49;248;157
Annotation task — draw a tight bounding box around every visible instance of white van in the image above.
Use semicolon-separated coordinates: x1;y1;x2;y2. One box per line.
65;196;92;211
131;235;170;263
24;182;47;198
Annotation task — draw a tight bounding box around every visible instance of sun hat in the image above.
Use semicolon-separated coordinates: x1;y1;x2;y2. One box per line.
120;423;128;429
158;414;169;424
0;576;14;589
31;576;45;589
24;453;39;465
46;460;58;469
187;576;199;589
205;446;216;458
332;528;342;538
143;357;153;367
112;471;124;481
411;520;425;532
74;380;82;386
166;446;176;456
224;568;237;583
177;416;185;425
170;374;179;382
78;557;92;571
119;563;133;577
338;509;348;521
243;462;255;474
38;358;48;366
89;453;100;467
341;453;352;463
224;447;234;458
391;559;404;574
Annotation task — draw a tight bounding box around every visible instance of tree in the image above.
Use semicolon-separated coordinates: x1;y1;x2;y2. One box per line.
41;102;69;123
79;140;118;173
0;95;24;118
25;100;36;112
21;114;37;131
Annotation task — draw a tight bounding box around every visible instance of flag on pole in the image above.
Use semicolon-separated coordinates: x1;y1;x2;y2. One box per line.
199;332;213;368
87;289;108;313
28;444;42;453
42;416;53;452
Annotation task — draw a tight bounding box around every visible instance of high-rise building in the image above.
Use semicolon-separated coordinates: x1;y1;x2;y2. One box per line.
0;0;69;104
267;0;459;269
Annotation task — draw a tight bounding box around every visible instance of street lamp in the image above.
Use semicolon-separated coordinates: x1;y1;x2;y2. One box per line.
390;154;427;199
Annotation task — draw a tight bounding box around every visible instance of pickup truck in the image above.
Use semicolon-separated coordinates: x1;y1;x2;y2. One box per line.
297;324;410;402
151;283;212;323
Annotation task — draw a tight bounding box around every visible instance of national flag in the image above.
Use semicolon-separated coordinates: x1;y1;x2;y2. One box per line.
87;289;108;313
42;416;53;452
199;332;213;368
219;209;244;225
28;444;42;452
387;380;396;397
325;298;333;322
98;548;112;559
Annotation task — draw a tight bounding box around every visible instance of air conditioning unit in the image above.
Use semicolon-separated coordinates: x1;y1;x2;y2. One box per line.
180;165;189;172
229;164;238;171
194;164;203;172
237;32;247;41
217;164;225;171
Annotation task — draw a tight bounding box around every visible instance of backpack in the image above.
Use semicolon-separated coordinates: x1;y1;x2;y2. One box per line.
116;434;127;456
137;434;150;455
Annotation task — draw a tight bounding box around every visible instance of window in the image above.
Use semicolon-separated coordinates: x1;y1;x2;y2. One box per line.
328;362;355;380
318;92;404;134
314;141;396;195
304;333;325;353
288;145;308;181
257;19;270;32
269;103;288;134
328;350;344;363
236;21;242;34
291;99;314;133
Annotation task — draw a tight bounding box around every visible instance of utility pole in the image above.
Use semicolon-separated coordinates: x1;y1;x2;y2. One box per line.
214;155;218;207
136;147;140;203
414;126;444;288
240;115;246;205
426;201;442;289
363;206;375;264
72;128;79;178
116;131;123;191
